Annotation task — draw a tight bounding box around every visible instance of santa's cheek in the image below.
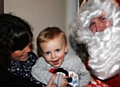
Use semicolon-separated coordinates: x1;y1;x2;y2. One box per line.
104;20;112;28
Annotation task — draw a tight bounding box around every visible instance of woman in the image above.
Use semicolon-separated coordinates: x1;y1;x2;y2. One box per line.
0;13;57;87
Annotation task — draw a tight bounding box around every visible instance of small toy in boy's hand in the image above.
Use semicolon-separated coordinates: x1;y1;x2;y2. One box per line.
49;68;79;87
66;77;72;83
68;71;79;87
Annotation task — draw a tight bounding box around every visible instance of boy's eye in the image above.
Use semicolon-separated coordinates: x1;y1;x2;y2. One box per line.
56;49;60;52
45;52;50;55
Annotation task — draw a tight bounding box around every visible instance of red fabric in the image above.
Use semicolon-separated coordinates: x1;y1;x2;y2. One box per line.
85;79;111;87
90;74;120;87
49;68;57;73
116;0;120;5
103;75;120;87
85;59;120;87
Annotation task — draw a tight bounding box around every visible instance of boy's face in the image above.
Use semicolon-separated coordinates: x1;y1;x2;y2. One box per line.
40;35;68;67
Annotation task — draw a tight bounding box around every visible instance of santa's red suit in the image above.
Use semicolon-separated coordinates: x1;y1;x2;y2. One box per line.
116;0;120;5
85;59;120;87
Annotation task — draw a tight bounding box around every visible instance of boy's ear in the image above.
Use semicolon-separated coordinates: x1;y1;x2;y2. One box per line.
65;44;68;53
37;48;43;57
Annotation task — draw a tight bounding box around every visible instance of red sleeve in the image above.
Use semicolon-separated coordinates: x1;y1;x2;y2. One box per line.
84;58;89;70
116;0;120;5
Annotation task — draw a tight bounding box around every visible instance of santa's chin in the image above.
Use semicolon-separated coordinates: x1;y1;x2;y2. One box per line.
88;26;120;80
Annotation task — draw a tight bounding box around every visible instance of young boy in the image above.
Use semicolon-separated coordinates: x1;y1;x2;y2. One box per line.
32;27;90;87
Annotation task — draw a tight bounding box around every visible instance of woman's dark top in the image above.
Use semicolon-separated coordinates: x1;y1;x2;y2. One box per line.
0;52;45;87
0;69;41;87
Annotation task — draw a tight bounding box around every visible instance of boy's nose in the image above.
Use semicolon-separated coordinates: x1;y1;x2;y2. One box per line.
51;53;56;59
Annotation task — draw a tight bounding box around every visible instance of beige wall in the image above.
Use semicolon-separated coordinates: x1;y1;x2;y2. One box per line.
4;0;78;56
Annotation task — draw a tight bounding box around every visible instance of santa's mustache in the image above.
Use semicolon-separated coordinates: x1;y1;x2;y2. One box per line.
91;27;112;42
87;26;120;80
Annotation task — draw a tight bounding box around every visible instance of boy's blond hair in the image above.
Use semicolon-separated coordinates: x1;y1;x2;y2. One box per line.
37;26;67;54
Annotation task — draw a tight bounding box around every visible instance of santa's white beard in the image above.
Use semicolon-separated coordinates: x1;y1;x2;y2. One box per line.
69;0;120;80
86;26;120;80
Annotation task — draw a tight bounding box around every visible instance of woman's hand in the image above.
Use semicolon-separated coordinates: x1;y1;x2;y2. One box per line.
61;76;69;87
46;74;57;87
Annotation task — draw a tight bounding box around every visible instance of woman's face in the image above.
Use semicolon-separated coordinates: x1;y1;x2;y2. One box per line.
11;43;31;61
89;11;111;33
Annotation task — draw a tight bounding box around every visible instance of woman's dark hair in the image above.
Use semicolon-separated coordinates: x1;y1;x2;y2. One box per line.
0;13;33;71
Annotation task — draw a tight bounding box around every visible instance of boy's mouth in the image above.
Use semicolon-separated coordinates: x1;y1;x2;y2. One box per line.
52;59;59;65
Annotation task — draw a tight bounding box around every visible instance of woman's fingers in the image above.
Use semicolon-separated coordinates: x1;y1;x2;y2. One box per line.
46;74;57;87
